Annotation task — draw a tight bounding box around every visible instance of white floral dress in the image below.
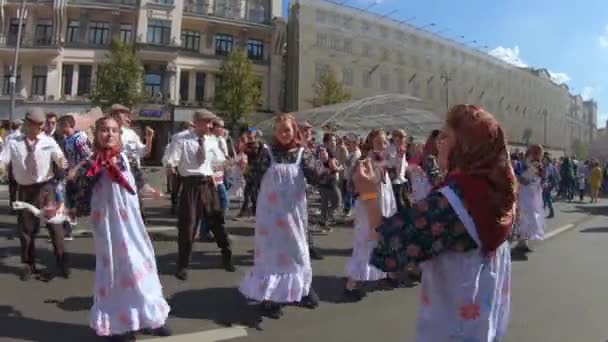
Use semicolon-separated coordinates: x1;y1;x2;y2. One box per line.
87;154;170;336
239;148;312;303
346;171;396;281
517;174;545;241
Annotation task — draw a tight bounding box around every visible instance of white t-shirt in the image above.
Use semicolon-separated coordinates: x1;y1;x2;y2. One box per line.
0;134;66;185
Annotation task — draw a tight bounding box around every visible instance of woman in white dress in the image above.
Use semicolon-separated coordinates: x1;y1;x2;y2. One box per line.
71;117;170;342
355;104;514;341
343;129;398;302
516;144;545;253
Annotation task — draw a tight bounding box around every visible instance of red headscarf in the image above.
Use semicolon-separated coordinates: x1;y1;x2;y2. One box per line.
272;113;304;151
87;146;136;195
443;104;517;253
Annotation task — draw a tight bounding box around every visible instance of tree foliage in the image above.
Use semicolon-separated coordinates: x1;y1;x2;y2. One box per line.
91;39;145;109
213;48;262;128
310;67;351;108
571;138;590;160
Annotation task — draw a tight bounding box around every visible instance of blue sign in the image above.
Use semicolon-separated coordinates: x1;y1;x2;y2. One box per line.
139;109;165;118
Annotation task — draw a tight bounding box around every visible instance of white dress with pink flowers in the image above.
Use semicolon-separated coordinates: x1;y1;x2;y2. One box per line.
239;148;312;303
88;154;170;336
346;171;396;281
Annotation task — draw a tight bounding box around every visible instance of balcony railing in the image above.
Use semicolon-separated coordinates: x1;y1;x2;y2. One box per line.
68;0;137;6
5;34;59;48
184;2;271;25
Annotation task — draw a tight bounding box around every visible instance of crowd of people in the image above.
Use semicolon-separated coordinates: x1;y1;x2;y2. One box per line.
0;103;601;341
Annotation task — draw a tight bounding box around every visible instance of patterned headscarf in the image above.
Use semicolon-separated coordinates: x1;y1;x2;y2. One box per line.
444;104;517;253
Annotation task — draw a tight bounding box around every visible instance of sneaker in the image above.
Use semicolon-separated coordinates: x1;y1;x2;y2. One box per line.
222;250;236;272
64;235;74;241
260;302;283;319
300;288;320;309
175;268;188;281
20;266;32;281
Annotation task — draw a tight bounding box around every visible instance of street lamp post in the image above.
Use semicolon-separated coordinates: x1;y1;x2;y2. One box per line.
440;70;452;112
9;0;27;125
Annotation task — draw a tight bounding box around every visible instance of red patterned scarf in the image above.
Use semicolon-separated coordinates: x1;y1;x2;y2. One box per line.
443;105;517;253
87;146;136;194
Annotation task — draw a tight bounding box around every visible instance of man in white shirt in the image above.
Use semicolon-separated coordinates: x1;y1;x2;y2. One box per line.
0;108;69;281
109;104;154;167
163;121;193;214
3;119;23;212
164;109;234;280
388;129;409;211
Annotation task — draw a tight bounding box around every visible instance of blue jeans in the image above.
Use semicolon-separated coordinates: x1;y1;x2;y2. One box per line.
543;187;554;215
54;181;72;236
199;183;229;235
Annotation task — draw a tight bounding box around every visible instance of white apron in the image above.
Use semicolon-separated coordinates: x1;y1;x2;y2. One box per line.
89;154;170;336
239;148;312;303
517;176;545;240
346;171;396;281
415;186;511;342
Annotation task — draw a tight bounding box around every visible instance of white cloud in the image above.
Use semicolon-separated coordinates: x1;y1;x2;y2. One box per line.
599;25;608;48
488;46;527;67
548;71;570;84
581;86;595;101
488;45;570;85
598;113;608;127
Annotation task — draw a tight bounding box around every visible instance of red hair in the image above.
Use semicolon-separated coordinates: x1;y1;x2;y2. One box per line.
272;113;304;150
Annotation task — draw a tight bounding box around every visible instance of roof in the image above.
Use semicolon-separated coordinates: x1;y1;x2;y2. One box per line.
256;94;445;140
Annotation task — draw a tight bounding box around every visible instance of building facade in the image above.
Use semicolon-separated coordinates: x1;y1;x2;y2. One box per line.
285;0;597;154
0;0;284;122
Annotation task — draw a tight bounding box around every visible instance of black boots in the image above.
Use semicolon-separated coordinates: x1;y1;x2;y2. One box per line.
222;249;235;272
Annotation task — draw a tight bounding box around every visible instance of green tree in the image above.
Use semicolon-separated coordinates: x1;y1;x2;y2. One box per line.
309;67;351;108
571;138;590;160
91;39;145;109
214;48;262;128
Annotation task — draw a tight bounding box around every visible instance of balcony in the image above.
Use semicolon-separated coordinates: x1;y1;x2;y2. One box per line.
67;0;137;6
184;2;271;26
4;34;60;49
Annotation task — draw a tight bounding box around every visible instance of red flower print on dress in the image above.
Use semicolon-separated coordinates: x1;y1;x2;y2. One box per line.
121;277;135;289
102;255;111;269
454;222;466;233
437;196;450;209
406;244;421;257
416;201;429;212
267;192;279;205
276;218;289;229
98;286;107;298
255;249;263;258
431;222;444;236
119;311;132;326
289;288;299;301
258;228;269;237
119;207;128;221
119;241;129;256
144;259;154;272
420;288;430;306
384;258;396;269
92;210;102;224
278;253;291;265
460;303;481;320
414;217;427;229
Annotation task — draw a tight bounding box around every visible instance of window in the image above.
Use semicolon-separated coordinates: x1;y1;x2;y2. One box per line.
8;18;25;45
361;20;371;33
180;70;189;102
31;65;47;96
214;74;224;93
316;9;327;24
147;19;171;45
343;38;352;53
215;0;241;19
330;37;340;50
247;0;267;23
120;24;133;44
151;0;174;4
363;70;372;88
380;73;390;91
88;22;110;45
314;62;327;81
247;39;264;60
342;67;353;86
215;34;233;56
62;64;73;95
381;48;390;61
316;33;327;48
397;51;405;65
362;43;370;57
144;72;162;97
66;20;79;43
181;30;200;51
3;65;21;95
195;72;206;102
379;26;388;37
343;17;352;29
77;65;92;96
35;20;53;45
330;13;339;25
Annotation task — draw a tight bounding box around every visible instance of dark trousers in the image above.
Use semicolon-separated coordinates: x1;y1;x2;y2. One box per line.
170;174;182;213
543;187;554;215
319;184;341;224
17;181;66;268
177;176;231;270
240;179;259;214
8;164;17;206
392;183;408;212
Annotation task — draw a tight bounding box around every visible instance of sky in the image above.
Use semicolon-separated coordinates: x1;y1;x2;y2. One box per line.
281;0;608;127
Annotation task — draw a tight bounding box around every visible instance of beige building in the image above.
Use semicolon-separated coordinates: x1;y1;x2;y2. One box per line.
285;0;597;154
0;0;285;122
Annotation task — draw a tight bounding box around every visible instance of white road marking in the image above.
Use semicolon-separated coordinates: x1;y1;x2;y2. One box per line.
145;326;248;342
544;224;576;240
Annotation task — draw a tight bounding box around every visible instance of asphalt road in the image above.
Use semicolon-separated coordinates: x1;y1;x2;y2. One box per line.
0;182;606;342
